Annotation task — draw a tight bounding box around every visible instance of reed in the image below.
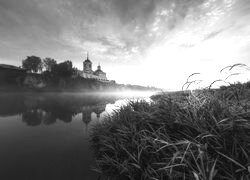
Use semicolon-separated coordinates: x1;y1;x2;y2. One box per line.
91;80;250;180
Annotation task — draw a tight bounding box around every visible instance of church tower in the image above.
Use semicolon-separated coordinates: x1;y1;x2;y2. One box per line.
83;52;93;74
81;52;108;81
97;63;101;70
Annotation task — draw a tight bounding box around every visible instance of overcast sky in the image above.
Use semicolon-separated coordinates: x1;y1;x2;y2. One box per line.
0;0;250;90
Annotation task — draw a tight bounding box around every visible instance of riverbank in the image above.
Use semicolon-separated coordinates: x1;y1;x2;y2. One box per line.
91;81;250;180
0;77;160;93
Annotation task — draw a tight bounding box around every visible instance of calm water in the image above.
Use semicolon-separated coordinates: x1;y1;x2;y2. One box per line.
0;92;152;180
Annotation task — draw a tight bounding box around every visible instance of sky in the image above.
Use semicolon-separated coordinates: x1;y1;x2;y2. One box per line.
0;0;250;90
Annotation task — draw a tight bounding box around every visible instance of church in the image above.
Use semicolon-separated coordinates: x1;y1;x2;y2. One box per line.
81;53;108;81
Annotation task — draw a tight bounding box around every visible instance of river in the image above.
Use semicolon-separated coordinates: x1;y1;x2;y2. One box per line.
0;92;153;180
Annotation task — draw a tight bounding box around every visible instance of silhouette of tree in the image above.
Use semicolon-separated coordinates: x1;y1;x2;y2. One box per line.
43;58;57;72
51;60;76;78
22;56;42;73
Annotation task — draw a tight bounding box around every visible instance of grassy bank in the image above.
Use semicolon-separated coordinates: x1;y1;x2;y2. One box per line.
91;82;250;180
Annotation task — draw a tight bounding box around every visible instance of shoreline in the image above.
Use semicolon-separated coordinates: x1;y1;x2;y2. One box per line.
90;81;250;180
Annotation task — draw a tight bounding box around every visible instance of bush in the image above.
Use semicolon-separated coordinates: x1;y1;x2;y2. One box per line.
91;82;250;180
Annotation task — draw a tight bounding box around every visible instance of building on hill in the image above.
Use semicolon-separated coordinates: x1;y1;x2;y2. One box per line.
81;53;108;81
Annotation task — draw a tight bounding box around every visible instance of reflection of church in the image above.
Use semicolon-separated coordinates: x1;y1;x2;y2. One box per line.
80;53;108;81
81;104;106;128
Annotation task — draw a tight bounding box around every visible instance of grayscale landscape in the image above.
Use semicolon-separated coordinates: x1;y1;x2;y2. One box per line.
0;0;250;179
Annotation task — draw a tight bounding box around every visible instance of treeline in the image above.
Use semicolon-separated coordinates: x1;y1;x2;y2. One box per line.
0;55;159;92
20;56;81;91
22;56;77;77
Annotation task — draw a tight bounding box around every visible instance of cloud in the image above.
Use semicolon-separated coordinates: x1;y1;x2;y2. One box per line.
0;0;250;88
57;0;214;58
203;29;225;41
107;0;156;25
0;0;225;62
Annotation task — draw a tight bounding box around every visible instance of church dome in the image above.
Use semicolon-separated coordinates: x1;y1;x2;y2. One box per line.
84;52;92;63
84;59;91;63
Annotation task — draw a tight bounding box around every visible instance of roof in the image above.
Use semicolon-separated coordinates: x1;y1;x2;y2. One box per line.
94;69;106;75
84;59;92;63
0;64;26;71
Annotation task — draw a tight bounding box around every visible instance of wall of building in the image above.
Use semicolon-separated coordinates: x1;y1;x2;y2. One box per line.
82;72;108;81
82;72;94;79
95;73;107;81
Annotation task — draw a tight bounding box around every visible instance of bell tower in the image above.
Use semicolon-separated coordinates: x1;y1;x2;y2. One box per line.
97;63;101;70
83;52;93;74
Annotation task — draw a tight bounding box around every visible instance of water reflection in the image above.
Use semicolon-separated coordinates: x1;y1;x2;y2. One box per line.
0;93;123;180
0;92;152;180
0;93;118;127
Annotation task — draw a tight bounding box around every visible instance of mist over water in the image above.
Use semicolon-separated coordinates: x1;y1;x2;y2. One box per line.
0;92;152;180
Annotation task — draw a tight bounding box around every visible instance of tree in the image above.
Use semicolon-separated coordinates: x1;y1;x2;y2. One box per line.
22;56;42;73
51;60;76;78
43;58;57;72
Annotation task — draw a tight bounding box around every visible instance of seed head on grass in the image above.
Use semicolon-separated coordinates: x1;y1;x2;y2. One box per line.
91;78;250;180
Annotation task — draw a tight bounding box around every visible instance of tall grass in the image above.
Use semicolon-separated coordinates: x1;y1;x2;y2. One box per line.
91;81;250;180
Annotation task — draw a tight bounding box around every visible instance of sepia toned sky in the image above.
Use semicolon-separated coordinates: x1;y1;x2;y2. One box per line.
0;0;250;90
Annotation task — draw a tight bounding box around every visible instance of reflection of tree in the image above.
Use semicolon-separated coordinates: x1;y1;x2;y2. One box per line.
57;112;72;123
22;108;73;126
0;93;117;126
43;112;56;125
22;109;43;126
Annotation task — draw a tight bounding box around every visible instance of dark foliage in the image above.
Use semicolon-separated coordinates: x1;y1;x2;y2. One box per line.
91;82;250;180
22;56;42;73
43;57;57;72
